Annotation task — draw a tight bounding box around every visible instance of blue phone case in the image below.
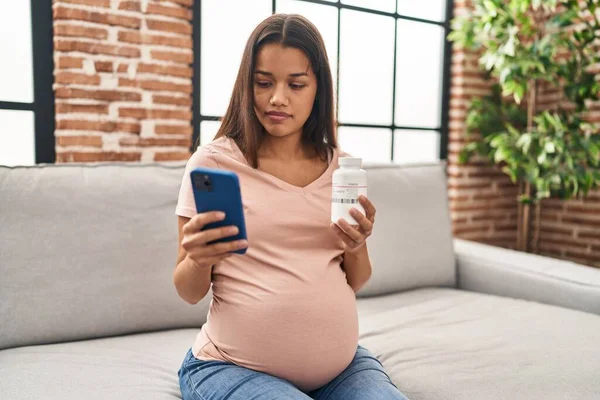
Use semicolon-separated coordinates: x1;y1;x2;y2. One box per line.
190;167;248;254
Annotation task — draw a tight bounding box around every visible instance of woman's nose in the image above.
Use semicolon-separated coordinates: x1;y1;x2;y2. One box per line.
270;84;289;106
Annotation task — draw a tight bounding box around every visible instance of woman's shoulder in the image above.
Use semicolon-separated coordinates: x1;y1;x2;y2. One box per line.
187;136;243;169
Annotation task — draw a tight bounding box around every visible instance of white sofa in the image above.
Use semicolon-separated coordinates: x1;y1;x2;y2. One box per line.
1;161;599;399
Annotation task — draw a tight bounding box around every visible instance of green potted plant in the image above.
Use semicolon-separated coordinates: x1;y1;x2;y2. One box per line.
448;0;600;252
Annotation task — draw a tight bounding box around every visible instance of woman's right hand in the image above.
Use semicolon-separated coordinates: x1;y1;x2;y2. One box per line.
181;211;248;268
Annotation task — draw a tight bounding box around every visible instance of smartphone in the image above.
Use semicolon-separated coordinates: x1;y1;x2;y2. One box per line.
190;167;248;254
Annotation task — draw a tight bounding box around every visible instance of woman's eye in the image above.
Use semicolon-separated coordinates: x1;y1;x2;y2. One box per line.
256;81;271;88
290;83;305;90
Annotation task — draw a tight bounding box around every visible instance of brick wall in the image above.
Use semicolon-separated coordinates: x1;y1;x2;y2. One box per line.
449;0;600;268
535;53;600;267
448;0;520;250
53;0;194;163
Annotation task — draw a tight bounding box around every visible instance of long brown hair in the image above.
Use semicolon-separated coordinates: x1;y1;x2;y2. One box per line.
210;13;337;168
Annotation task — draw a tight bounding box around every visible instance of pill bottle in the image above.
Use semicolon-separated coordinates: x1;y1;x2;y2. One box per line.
331;157;367;225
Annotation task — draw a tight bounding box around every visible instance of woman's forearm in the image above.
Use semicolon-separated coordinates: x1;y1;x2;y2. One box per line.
341;245;372;293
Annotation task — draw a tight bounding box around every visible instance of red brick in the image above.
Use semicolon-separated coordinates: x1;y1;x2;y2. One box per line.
53;0;111;7
448;193;469;202
146;3;193;20
472;213;516;222
539;224;574;235
154;151;191;161
451;202;515;212
137;62;193;78
540;212;562;223
56;56;84;69
56;135;103;147
150;49;193;64
541;202;565;212
468;169;506;178
55;103;109;114
118;30;192;49
493;222;518;232
153;94;191;106
53;6;141;28
94;61;114;72
561;216;600;227
56;151;141;162
118;107;192;120
165;0;193;6
119;137;191;147
54;24;109;39
115;122;141;134
453;225;490;235
447;181;492;190
579;230;600;241
55;71;101;85
54;39;140;58
539;237;590;250
155;124;193;135
119;77;192;93
55;87;142;102
57;119;116;132
472;192;518;201
146;19;192;35
564;204;600;214
118;0;141;11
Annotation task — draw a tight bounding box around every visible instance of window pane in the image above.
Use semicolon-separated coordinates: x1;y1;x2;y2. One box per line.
0;1;34;103
393;129;440;164
0;110;35;166
276;0;338;101
201;0;271;116
339;10;394;125
200;121;222;146
337;127;391;163
395;20;444;129
397;0;446;22
341;0;396;13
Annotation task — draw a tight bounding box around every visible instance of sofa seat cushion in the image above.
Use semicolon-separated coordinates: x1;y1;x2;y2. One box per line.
0;328;197;400
357;287;600;400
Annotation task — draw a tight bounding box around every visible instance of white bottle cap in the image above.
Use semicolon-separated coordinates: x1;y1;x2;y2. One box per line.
339;157;362;167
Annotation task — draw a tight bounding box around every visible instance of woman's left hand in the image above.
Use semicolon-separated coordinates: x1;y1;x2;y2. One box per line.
330;195;376;253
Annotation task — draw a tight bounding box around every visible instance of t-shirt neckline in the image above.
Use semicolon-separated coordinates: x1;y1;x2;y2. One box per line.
227;136;337;195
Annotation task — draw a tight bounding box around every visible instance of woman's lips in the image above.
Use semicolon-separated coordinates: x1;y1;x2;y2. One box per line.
266;111;290;122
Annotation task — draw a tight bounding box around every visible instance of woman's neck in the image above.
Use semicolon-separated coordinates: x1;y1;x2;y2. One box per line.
258;132;315;162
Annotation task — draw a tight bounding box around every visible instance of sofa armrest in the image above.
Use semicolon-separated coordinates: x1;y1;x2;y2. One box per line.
454;238;600;316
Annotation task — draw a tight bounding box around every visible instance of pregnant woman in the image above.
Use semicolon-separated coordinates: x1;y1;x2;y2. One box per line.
173;13;409;400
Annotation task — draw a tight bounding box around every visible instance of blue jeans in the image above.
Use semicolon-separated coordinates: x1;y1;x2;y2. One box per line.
178;344;409;399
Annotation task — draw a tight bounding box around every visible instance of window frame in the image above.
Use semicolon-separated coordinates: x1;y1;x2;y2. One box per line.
0;0;56;164
191;0;454;161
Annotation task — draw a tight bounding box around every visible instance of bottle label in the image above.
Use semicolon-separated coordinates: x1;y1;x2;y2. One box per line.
331;184;368;224
332;185;367;204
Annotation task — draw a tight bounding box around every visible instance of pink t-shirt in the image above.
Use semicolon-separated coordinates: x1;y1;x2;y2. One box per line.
175;135;358;392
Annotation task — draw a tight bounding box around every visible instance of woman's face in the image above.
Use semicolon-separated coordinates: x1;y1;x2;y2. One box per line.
253;43;318;140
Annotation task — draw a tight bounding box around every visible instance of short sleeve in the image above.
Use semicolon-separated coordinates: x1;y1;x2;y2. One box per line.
175;146;220;218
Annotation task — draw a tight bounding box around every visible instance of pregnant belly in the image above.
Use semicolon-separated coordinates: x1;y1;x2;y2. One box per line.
206;283;359;392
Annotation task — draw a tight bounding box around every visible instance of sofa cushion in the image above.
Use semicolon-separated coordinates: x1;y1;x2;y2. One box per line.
357;287;600;400
357;162;456;298
0;328;196;399
0;163;210;351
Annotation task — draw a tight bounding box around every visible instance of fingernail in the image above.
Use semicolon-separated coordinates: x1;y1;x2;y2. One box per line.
350;208;357;215
217;212;226;219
